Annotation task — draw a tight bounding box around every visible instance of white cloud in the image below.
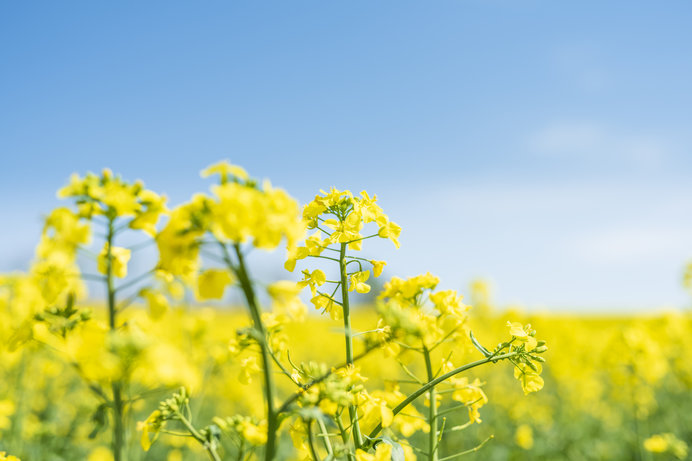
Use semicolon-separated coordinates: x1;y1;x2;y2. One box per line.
383;180;692;309
571;227;692;265
528;121;670;167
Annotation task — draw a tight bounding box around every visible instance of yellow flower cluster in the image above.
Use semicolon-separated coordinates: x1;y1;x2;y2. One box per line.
286;188;400;272
0;452;20;461
59;168;167;234
377;273;469;351
506;322;547;395
157;161;304;281
643;433;688;459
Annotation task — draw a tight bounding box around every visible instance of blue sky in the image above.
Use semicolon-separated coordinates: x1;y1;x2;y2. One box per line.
2;1;692;310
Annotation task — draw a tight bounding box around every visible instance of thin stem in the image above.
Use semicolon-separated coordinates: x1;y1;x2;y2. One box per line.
398;360;424;385
344;234;379;244
201;248;228;265
117;291;143;312
77;246;99;258
317;245;341;253
115;270;153;293
339;242;363;449
317;417;333;456
424;347;439;461
438;435;493;461
315;291;343;306
128;239;155;252
307;419;321;461
175;409;222;461
335;411;350;445
364;352;520;447
435;403;471;419
269;348;302;387
105;218;125;461
307;254;340;263
230;243;278;461
277;345;380;415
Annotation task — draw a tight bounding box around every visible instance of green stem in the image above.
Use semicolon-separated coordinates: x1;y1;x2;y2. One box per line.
339;242;363;449
317;417;333;456
438;435;493;461
307;419;321;461
364;351;520;448
334;413;356;461
335;411;350;445
114;270;152;293
277;345;380;416
175;409;222;461
230;243;278;461
423;347;438;461
106;218;126;461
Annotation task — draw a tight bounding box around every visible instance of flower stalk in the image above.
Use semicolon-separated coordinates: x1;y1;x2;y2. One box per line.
106;216;126;461
339;242;363;450
230;243;278;461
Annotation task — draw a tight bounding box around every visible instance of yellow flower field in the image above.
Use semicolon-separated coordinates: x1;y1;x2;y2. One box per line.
0;164;689;460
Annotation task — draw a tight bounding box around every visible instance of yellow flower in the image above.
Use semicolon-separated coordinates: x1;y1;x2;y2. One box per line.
201;160;249;183
644;434;668;452
515;424;534;450
139;288;169;319
240;420;267;445
0;400;15;430
643;433;688;458
40;207;91;260
378;220;401;248
371;260;387;277
167;450;183;461
87;446;113;461
358;392;393;433
239;355;261;384
507;321;527;338
97;243;131;278
101;180;141;217
354;190;385;223
268;280;306;320
267;280;302;300
507;322;539;350
311;293;342;320
285;246;309;272
129;189;167;236
196;269;233;300
0;453;21;461
298;269;327;295
451;377;488;423
380;273;439;301
355;449;374;461
349;271;371;294
156;195;210;278
355;443;393;461
514;363;544;395
429;289;467;317
138;410;163;451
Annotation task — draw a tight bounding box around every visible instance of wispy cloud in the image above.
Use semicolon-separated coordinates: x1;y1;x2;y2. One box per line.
383;179;692;309
528;121;670;167
571;227;692;265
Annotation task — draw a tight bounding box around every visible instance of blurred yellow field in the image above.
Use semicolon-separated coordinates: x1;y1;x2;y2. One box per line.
2;303;690;460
